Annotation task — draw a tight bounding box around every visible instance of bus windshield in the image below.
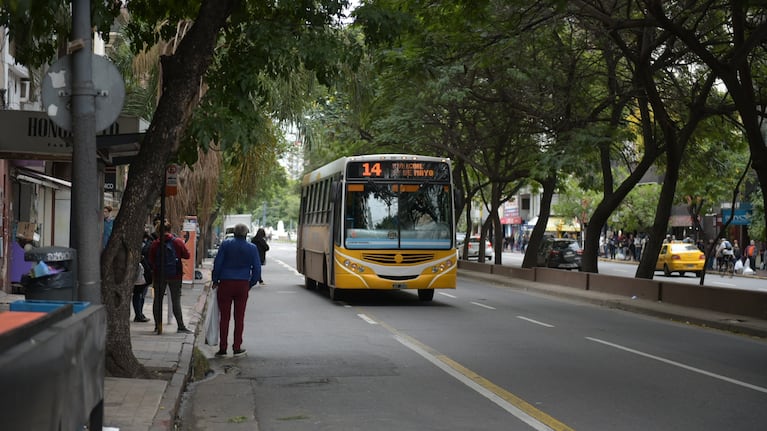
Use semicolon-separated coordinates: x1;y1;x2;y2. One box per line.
344;182;453;250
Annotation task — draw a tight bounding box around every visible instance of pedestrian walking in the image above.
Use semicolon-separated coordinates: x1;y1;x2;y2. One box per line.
763;246;767;271
251;227;270;285
102;206;114;249
149;220;192;335
745;240;757;273
212;223;261;357
706;238;716;269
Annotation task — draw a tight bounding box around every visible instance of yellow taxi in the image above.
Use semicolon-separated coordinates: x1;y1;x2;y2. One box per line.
655;241;705;277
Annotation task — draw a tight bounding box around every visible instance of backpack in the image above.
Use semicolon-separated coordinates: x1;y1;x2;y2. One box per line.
154;238;180;277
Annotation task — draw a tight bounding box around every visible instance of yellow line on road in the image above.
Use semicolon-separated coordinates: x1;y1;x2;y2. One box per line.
375;319;575;431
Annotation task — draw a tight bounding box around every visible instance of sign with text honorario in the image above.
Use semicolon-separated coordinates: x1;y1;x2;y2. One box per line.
0;110;143;160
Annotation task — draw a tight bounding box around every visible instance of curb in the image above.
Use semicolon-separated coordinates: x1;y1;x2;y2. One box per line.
150;280;210;430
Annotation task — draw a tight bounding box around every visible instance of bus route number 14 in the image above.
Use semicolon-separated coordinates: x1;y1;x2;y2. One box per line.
362;162;383;177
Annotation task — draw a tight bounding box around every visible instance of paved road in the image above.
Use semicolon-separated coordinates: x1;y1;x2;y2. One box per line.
180;243;767;431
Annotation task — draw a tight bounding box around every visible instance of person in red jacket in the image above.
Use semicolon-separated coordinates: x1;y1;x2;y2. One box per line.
149;220;191;335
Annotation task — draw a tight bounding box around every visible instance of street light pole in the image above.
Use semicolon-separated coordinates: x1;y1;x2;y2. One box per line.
70;0;101;304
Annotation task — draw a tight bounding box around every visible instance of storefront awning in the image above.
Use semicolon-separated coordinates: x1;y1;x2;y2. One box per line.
526;216;580;232
0;110;147;163
721;208;751;225
14;168;71;190
668;215;694;227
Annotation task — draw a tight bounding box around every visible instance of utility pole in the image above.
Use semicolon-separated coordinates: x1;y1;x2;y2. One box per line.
70;0;101;304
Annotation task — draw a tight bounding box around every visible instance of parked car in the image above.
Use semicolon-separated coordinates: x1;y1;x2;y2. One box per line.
458;236;493;261
655;241;705;277
536;237;582;270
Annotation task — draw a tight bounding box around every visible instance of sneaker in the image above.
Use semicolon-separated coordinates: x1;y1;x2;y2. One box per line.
233;349;247;357
177;327;192;334
134;316;150;323
215;350;227;357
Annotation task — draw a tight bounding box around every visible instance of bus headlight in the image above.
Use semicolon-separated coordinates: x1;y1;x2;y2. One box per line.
343;259;365;273
432;259;454;273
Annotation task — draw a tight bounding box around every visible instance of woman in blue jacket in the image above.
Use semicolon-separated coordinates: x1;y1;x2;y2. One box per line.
211;224;261;357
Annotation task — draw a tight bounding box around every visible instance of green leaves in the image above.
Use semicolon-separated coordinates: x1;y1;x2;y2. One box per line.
0;0;120;67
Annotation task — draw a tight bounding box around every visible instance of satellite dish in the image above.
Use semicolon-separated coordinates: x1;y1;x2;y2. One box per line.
41;54;126;132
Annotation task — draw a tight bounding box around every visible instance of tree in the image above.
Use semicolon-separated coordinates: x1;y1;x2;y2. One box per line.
1;0;358;377
102;0;237;377
107;0;356;377
356;1;609;265
676;115;751;241
106;11;224;268
572;1;750;279
644;0;767;244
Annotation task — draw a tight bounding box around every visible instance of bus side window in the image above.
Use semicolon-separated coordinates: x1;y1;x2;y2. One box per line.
331;180;342;245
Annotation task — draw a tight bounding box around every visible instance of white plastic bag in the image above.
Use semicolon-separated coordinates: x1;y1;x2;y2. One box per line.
204;288;220;346
743;259;755;275
734;258;743;273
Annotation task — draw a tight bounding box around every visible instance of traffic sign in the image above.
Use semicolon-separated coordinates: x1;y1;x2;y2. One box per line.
41;54;125;132
165;164;179;196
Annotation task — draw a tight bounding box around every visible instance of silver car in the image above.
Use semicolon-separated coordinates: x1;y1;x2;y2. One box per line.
458;236;493;261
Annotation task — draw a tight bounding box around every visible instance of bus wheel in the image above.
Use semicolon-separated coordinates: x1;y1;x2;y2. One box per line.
418;289;434;301
305;277;317;290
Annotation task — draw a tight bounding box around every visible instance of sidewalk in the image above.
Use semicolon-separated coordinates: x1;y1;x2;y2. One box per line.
103;266;211;431
0;263;212;431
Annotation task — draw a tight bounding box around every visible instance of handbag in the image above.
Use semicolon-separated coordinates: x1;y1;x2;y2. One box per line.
204;288;220;346
134;262;146;285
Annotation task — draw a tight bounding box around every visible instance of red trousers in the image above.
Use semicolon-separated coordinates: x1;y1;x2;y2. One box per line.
216;280;249;352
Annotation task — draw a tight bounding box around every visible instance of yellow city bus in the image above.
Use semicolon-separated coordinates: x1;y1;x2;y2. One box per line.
296;154;457;301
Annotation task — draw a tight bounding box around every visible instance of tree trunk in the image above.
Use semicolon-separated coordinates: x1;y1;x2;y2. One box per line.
491;182;504;265
635;154;681;279
102;0;236;378
522;175;556;269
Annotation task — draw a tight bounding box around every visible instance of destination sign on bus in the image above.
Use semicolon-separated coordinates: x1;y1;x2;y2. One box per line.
347;161;449;180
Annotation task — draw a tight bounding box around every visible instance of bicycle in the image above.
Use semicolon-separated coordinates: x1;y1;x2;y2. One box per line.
717;254;735;277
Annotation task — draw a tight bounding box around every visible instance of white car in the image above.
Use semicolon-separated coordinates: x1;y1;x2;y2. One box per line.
457;236;493;261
